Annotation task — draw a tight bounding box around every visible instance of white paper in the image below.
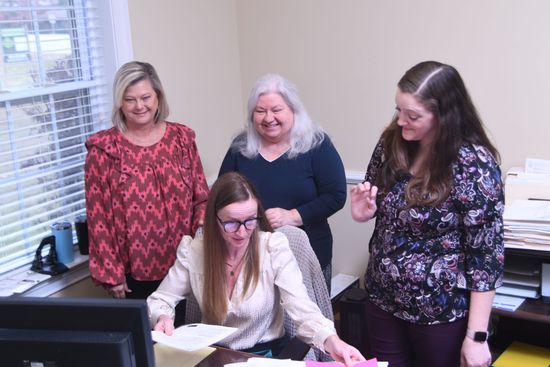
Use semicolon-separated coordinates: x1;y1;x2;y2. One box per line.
497;284;540;299
10;270;51;282
504;199;550;223
503;272;541;287
226;358;304;367
0;270;51;296
330;273;359;299
525;158;550;175
152;323;237;352
492;294;525;312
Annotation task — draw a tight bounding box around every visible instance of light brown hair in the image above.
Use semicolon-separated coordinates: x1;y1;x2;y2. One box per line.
202;172;272;324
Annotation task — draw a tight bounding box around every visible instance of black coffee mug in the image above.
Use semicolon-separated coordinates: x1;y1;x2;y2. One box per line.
74;214;89;255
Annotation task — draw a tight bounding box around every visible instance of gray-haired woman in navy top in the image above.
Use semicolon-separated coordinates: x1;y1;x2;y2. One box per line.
219;74;346;290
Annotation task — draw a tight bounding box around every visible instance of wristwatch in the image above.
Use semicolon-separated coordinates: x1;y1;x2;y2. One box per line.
466;329;489;343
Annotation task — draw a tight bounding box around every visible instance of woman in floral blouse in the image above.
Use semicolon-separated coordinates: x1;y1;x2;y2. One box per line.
351;61;504;367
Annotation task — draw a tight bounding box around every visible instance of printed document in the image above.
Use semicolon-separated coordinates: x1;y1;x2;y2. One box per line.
152;323;237;351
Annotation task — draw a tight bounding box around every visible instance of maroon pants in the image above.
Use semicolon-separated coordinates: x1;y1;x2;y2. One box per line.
364;299;467;367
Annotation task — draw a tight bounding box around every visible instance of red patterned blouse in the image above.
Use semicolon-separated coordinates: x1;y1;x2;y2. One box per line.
84;122;209;286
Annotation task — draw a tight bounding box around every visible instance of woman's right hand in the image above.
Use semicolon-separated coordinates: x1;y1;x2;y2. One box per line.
154;314;175;336
350;181;378;222
106;282;131;299
324;334;366;367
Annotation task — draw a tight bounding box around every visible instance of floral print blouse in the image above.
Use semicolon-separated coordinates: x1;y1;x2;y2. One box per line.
364;141;504;325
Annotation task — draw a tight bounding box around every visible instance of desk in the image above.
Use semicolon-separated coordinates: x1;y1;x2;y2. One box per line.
492;298;550;324
489;248;550;359
196;347;256;367
155;344;256;367
492;248;550;324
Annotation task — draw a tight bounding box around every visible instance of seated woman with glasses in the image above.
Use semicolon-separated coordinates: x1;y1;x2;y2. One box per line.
147;172;364;366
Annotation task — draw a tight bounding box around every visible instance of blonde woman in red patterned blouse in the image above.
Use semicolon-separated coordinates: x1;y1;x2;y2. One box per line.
85;61;209;302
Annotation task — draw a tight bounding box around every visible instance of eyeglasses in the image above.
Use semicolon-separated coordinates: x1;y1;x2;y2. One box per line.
216;216;260;233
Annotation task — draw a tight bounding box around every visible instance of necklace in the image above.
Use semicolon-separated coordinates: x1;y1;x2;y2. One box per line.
225;255;245;277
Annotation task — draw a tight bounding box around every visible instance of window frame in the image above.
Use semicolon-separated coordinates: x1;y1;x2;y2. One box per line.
0;0;133;275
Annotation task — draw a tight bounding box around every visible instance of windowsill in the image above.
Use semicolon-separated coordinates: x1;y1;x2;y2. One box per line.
0;250;90;298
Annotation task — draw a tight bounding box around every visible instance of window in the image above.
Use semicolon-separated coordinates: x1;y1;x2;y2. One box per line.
0;0;131;273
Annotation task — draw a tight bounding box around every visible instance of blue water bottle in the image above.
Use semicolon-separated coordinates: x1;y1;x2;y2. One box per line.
51;221;74;265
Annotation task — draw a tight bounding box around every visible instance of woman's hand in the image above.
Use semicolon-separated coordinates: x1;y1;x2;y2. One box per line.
265;208;302;228
106;282;131;299
324;334;366;367
460;337;492;367
154;314;175;336
350;182;378;222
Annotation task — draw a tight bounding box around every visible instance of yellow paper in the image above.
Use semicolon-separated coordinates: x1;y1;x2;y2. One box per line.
493;341;550;367
154;344;215;367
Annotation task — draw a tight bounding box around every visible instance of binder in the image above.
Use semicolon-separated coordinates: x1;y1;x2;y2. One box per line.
493;341;550;367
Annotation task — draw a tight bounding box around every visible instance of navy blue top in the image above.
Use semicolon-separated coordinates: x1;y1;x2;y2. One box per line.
218;134;346;268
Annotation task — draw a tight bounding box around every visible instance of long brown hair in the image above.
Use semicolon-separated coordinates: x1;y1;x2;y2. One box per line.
202;172;272;324
377;61;500;206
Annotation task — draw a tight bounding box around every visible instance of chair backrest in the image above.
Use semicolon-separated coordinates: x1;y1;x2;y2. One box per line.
276;225;333;361
183;226;333;360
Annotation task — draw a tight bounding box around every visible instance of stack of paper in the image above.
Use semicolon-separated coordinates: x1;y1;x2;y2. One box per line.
503;199;550;252
497;254;542;299
501;160;550;301
504;158;550;205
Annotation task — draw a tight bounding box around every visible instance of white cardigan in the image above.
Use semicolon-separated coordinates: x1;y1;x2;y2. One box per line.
147;231;336;351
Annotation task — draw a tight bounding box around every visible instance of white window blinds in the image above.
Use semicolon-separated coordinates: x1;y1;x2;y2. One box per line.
0;0;108;272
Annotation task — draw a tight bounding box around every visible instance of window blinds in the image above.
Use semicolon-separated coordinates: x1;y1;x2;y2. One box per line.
0;0;108;272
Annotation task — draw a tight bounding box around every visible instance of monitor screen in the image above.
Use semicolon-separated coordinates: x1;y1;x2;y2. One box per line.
0;297;155;367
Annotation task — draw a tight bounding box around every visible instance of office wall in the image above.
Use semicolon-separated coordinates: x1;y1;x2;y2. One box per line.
124;1;550;279
127;0;244;177
237;0;550;278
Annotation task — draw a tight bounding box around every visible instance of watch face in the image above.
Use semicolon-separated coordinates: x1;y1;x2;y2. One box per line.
474;331;488;342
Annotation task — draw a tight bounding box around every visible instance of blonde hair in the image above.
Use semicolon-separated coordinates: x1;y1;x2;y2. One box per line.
111;61;169;132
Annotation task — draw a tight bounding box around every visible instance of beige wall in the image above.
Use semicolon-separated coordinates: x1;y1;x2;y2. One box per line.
125;0;550;279
128;0;244;177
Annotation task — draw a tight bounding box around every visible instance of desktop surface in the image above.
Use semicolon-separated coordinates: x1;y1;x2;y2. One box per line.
197;347;254;367
154;344;255;367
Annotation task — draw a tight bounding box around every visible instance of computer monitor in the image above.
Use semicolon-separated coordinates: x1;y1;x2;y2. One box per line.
0;297;155;367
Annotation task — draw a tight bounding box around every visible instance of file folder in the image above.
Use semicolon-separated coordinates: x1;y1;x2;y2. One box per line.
493;341;550;367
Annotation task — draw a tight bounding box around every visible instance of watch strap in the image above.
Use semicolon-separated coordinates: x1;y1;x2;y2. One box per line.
466;329;489;343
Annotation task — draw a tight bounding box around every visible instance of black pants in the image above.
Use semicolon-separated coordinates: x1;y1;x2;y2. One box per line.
125;275;187;327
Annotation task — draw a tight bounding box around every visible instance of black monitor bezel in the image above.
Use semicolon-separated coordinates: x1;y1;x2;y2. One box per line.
0;297;155;367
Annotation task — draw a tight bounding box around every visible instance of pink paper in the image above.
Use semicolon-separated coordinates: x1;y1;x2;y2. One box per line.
305;357;378;367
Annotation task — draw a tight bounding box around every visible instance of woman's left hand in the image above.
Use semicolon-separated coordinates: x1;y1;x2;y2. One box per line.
460;337;492;367
265;208;302;228
323;334;366;367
